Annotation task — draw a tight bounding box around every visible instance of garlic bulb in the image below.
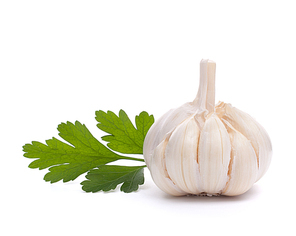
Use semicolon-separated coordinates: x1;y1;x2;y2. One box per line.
143;59;272;196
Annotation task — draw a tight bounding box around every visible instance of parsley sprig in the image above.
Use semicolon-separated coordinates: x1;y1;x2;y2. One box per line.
23;110;154;193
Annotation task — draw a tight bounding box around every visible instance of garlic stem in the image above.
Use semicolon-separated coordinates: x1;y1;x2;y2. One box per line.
194;59;216;114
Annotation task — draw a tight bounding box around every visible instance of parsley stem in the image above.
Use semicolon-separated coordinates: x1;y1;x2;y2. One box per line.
121;156;146;162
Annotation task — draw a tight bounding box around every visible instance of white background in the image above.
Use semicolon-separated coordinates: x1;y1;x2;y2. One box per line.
1;1;295;235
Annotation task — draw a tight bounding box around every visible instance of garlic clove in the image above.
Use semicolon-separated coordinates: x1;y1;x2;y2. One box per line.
143;59;216;169
165;116;202;194
143;102;197;169
150;137;186;196
198;114;231;195
216;102;272;181
222;121;258;196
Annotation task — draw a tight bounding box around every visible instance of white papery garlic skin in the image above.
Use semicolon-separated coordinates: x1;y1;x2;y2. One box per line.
143;59;272;196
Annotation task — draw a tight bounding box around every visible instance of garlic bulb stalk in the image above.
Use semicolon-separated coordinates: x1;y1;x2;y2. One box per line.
143;59;272;196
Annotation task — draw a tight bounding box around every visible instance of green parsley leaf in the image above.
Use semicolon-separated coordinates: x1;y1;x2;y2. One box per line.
23;121;144;183
81;165;146;193
23;110;154;193
96;110;154;154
